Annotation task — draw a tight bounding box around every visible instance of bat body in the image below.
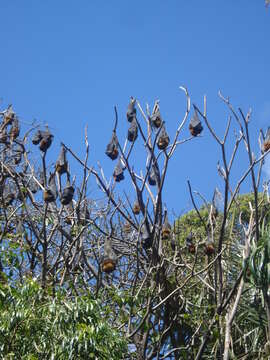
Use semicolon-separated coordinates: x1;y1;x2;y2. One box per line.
157;126;170;150
61;184;74;205
127;119;138;142
126;98;136;122
106;132;119;160
189;111;203;137
133;202;140;215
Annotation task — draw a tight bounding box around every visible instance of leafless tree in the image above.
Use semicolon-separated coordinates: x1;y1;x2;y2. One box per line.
0;88;269;359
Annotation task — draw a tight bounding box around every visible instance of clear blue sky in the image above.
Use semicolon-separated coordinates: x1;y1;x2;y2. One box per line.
1;1;269;217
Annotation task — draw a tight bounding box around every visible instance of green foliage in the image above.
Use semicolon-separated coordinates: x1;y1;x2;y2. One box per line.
174;207;209;244
175;193;270;247
246;222;270;289
167;193;270;358
229;192;270;225
0;280;127;360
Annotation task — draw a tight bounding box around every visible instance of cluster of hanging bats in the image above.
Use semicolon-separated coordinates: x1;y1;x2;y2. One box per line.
103;99;270;274
103;98;204;273
31;133;90;225
1;102;270;275
0;105;23;207
0;107;89;260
